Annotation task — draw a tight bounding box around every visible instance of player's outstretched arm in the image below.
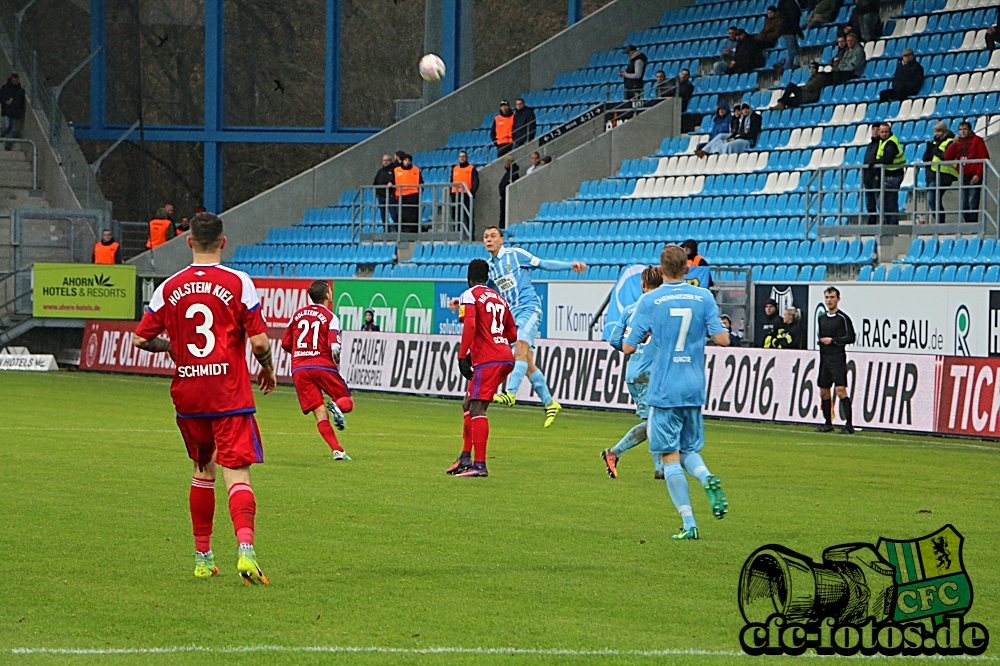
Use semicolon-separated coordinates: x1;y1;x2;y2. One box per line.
133;334;173;360
250;332;277;394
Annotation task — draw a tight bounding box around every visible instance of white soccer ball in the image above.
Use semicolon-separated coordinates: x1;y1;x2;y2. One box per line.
419;54;447;82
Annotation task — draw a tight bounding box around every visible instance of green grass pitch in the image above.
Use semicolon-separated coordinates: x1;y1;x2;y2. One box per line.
1;371;998;665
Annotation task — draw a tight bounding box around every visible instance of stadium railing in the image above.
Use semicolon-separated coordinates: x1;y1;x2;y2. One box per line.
805;159;999;238
350;183;474;243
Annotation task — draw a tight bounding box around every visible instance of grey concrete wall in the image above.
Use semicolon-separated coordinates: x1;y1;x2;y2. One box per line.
130;0;684;276
506;97;681;226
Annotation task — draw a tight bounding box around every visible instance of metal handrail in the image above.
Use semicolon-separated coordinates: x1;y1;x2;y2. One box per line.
805;158;999;237
351;182;474;243
1;137;38;190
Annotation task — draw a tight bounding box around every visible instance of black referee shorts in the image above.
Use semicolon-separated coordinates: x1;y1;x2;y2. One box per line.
818;354;848;389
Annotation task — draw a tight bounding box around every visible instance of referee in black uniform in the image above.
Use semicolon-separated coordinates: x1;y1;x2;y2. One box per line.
817;286;856;434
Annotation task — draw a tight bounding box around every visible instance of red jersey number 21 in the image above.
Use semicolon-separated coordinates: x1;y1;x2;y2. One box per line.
486;301;506;334
296;319;321;349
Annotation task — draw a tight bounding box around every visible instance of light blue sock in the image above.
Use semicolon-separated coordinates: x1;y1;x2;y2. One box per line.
610;423;647;457
507;360;529;395
680;452;711;486
528;368;553;406
651;450;664;472
664;462;696;530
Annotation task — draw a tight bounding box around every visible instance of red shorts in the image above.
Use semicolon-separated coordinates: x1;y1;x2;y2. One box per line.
468;361;514;401
292;367;352;414
176;412;263;469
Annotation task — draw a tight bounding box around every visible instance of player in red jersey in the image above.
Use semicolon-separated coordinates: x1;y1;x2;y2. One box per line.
133;212;276;585
446;258;516;477
281;280;355;460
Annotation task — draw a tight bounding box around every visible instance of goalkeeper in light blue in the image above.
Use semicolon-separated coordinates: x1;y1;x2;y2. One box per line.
623;245;730;541
603;265;664;480
452;226;587;428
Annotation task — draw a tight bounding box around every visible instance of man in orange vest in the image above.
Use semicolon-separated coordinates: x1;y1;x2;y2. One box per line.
450;150;479;228
682;238;713;287
146;208;175;249
491;100;515;157
93;229;121;264
391;153;423;234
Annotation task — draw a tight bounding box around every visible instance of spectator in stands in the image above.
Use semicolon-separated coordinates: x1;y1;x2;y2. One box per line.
512;98;536;148
164;203;175;223
805;0;842;29
720;315;742;347
619;45;648;99
1;72;25;151
391;153;423;234
775;62;826;109
829;34;849;69
699;103;759;156
758;299;782;348
525;151;542;175
451;150;479;227
682;239;712;288
491;100;515;157
730;29;766;74
713;26;740;76
394;150;406;166
695;103;734;157
987;7;997;52
146;208;174;249
373;153;395;229
828;32;866;86
540;155;552;166
498;156;519;228
775;0;803;74
92;229;121;265
759;6;782;48
176;217;190;235
922;121;957;225
849;0;882;43
654;70;669;97
657;69;694;112
361;309;380;332
873;122;906;225
862;123;882;224
879;49;924;102
945;121;991;224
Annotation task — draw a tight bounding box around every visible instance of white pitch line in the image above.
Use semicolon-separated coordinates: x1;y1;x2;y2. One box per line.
7;645;1000;661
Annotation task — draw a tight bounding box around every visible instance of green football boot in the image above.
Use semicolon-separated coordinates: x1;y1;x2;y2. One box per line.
704;474;728;520
193;551;219;578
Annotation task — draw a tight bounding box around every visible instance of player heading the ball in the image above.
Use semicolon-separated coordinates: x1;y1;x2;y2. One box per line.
450;226;586;428
133;212;275;584
623;245;730;541
446;259;517;477
281;279;356;460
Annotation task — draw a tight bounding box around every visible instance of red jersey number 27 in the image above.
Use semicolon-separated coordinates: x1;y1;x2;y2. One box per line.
297;319;321;349
486;301;506;334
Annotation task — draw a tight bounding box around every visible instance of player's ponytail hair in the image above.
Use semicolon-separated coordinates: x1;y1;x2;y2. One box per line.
641;265;663;290
189;212;224;251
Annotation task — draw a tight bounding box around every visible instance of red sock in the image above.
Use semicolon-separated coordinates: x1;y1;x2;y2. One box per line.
471;415;489;464
317;419;343;452
190;477;215;553
462;411;473;454
228;482;256;546
336;396;354;413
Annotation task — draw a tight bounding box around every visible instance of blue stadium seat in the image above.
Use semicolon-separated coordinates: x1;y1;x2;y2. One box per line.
970;265;986;282
798;265;813;281
956;265;972;282
900;264;915;281
873;265;887;281
941;265;957;282
887;265;901;281
928;265;943;281
857;265;872;281
813;265;826;281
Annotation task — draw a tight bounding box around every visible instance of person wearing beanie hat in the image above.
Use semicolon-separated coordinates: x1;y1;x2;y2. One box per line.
758;298;783;347
879;48;924;102
922;121;957;224
491;100;515;157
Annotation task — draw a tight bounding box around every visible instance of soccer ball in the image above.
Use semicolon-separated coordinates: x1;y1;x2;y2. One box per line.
419;54;446;82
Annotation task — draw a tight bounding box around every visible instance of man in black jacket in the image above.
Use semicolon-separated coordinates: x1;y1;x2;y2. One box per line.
619;45;647;99
862;123;882;224
512;98;536;148
874;122;906;225
657;68;694;112
497;157;519;228
816;287;856;434
1;73;26;151
776;0;803;73
373;154;395;230
758;299;783;348
850;0;882;42
731;30;766;74
879;49;924;102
